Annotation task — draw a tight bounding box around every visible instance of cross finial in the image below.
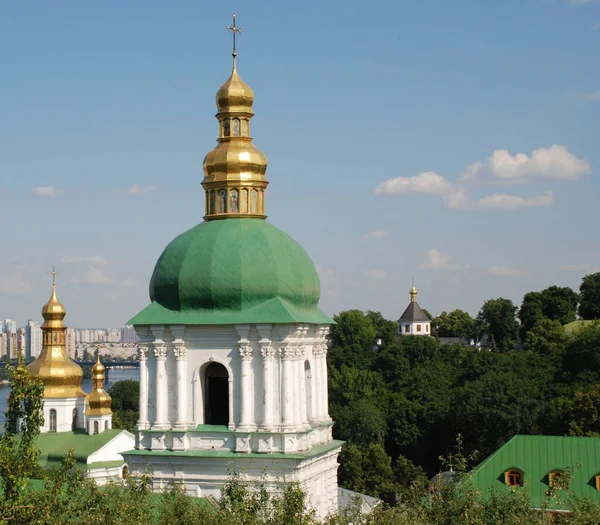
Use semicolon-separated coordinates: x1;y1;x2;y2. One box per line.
48;265;59;285
226;14;242;60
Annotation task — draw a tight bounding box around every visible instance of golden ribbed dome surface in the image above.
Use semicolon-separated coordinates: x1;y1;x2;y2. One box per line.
216;66;254;115
27;281;86;399
86;356;112;417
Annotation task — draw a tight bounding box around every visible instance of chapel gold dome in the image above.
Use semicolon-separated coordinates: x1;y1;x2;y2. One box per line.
86;356;112;417
216;66;254;115
27;282;86;399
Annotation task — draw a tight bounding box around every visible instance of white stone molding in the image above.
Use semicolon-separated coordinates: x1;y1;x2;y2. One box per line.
137;343;150;429
173;341;188;430
238;345;253;360
152;341;168;430
280;345;295;430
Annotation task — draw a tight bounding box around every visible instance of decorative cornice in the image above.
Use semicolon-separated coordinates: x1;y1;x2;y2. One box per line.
280;346;295;360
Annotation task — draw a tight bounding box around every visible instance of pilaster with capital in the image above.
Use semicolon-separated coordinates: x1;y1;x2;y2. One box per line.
259;342;276;430
280;345;295;430
152;341;168;430
136;344;150;429
173;342;188;429
237;343;254;430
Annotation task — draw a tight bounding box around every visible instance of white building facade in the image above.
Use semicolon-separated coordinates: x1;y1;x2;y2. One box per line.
397;284;432;336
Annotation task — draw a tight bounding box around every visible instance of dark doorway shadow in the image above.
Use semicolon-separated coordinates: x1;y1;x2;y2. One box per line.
205;362;229;425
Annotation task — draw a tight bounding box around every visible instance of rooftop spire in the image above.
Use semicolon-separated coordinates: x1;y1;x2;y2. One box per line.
202;14;269;221
226;14;242;67
410;280;418;303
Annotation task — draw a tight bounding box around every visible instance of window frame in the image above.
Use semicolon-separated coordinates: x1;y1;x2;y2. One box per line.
504;468;523;487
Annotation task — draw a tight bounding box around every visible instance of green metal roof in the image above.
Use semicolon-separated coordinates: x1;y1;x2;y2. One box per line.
35;429;125;468
129;218;332;326
470;435;600;511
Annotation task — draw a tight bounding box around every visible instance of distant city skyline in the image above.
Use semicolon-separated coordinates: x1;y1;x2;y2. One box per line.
1;1;598;326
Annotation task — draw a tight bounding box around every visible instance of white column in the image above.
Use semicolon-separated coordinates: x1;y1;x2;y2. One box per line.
152;342;168;430
297;346;309;428
281;346;294;431
320;345;331;422
136;344;150;429
312;345;323;422
173;343;187;429
238;344;254;430
260;343;275;430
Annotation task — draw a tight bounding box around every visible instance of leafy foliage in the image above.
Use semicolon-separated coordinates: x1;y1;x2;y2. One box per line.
476;298;519;352
432;309;476;339
109;379;140;432
579;272;600;320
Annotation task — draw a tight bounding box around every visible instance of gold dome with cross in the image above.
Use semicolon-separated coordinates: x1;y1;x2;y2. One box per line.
202;14;268;220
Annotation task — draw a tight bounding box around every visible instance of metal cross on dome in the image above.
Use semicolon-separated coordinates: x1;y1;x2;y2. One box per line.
48;265;59;284
226;14;242;57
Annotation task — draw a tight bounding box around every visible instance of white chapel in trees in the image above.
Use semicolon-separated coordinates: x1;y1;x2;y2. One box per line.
124;16;341;518
397;283;431;336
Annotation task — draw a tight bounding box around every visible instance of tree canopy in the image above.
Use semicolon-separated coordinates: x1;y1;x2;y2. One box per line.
432;309;476;339
476;298;519;352
579;272;600;320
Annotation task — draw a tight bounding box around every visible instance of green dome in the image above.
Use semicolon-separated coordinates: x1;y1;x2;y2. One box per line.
129;219;332;326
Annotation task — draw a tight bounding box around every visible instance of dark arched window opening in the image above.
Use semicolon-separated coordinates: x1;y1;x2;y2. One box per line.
205;362;229;425
122;465;128;479
94;421;99;434
72;408;77;430
49;409;57;432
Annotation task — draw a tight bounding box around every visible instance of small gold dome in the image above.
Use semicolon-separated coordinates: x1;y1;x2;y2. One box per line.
86;355;112;417
216;65;255;116
28;281;86;399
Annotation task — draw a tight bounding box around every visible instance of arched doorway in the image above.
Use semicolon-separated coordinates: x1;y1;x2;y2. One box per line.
205;362;229;425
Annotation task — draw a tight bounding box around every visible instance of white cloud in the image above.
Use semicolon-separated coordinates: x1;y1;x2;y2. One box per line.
32;186;61;197
364;269;387;279
472;190;554;209
87;266;112;284
62;255;110;265
560;263;600;273
488;265;524;277
443;189;470;209
374;171;452;195
362;231;388;241
122;278;138;288
419;249;462;271
584;91;600;102
460;146;590;184
128;185;159;195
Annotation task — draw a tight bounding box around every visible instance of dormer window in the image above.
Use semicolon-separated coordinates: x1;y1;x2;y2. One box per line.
505;469;523;487
548;470;569;490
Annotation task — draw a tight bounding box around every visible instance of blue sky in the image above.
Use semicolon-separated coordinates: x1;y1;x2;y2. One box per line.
1;0;599;328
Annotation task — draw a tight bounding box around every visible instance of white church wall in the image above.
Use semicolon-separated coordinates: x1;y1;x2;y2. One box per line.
41;397;82;433
87;430;135;464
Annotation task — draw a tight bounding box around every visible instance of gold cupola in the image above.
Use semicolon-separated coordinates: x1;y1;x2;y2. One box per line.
410;282;418;303
202;14;268;220
28;269;86;399
86;355;112;417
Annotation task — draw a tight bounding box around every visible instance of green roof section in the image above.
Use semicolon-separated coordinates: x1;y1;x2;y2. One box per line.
123;440;344;461
35;429;125;468
564;320;598;335
129;218;333;326
470;435;600;511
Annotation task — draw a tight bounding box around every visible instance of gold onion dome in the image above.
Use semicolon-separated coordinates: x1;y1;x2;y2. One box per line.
28;276;85;399
86;355;112;416
202;14;268;221
410;283;418;303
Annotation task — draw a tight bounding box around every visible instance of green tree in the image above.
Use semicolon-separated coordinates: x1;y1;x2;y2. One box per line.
432;310;476;339
109;379;140;432
328;310;376;369
579;272;600;320
477;298;519;352
0;356;45;520
523;318;567;362
519;286;578;338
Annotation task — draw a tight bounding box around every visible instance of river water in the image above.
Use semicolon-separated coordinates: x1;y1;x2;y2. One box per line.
0;368;140;425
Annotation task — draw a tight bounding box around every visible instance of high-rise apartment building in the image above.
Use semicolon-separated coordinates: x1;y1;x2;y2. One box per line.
26;320;43;360
66;327;76;359
3;319;17;334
